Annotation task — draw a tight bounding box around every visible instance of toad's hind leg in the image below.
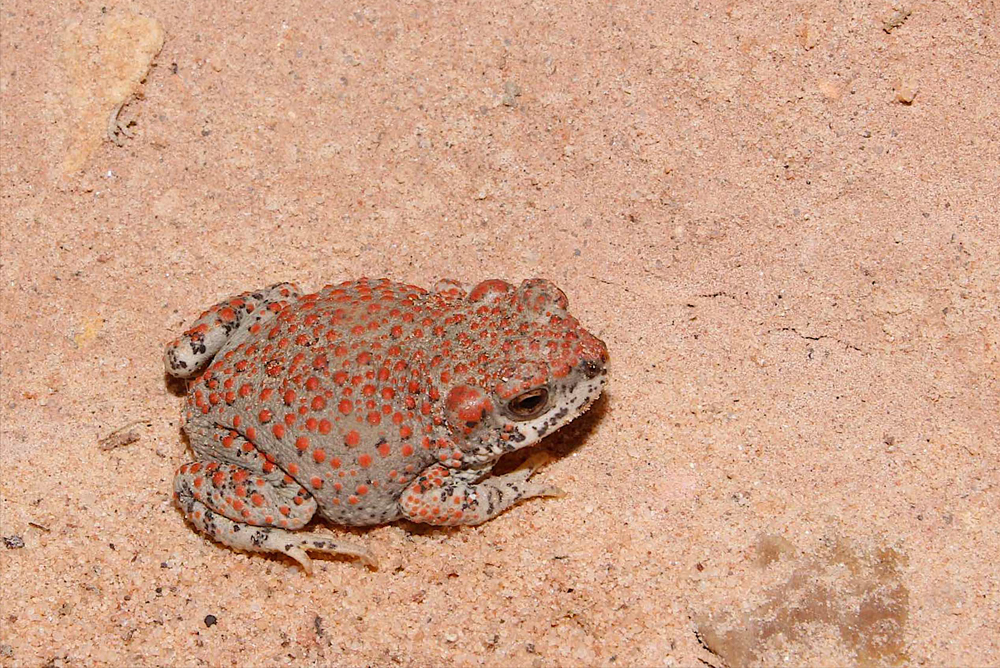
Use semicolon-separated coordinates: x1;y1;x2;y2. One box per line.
173;426;375;573
164;282;300;379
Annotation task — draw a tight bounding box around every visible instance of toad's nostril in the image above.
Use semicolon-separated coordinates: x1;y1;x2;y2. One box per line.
581;359;602;379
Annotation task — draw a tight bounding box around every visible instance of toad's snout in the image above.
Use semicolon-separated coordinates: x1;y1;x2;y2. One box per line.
578;332;609;378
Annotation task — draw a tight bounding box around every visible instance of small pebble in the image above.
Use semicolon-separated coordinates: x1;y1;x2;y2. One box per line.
502;81;521;106
882;7;911;33
896;76;918;104
204;614;218;627
799;23;819;50
2;535;25;549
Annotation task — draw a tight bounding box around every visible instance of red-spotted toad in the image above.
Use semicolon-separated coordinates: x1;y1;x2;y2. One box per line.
165;278;608;572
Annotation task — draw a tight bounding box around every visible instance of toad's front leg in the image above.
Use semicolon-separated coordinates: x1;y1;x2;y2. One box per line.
399;460;563;526
173;461;376;573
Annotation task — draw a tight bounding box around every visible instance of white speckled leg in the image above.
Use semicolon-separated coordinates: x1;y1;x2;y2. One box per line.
180;496;377;574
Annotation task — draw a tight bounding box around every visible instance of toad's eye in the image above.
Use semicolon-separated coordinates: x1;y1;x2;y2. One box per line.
506;388;549;420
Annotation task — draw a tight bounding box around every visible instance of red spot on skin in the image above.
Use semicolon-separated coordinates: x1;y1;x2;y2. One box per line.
251;493;265;507
402;444;414;457
295;436;309;452
283;390;296;405
339;399;353;414
259;409;272;423
318;419;332;434
288;463;299;476
358;454;372;468
311;477;323;489
312;396;327;411
306;376;320;391
330;457;341;469
272;424;285;439
367;411;381;425
378;441;392;457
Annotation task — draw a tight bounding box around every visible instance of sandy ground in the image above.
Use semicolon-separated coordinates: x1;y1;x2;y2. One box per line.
2;0;998;665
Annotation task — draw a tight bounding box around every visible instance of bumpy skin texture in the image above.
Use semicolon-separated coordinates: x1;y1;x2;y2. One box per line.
165;278;608;572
